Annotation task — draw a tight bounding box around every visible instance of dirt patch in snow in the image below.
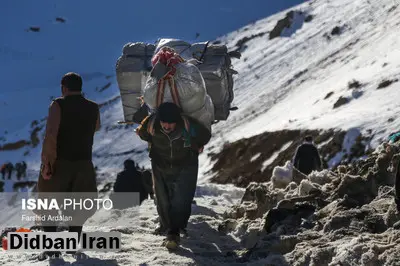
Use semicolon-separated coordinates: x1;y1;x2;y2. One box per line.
270;10;308;40
324;91;334;99
209;129;372;188
0;120;44;151
333;96;349;109
377;78;399;90
270;11;296;39
234;32;267;52
348;79;362;89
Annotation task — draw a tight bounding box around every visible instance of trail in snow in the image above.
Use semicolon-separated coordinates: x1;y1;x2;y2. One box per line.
0;179;246;266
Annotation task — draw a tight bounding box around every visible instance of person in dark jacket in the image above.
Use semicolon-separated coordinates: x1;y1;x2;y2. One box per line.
5;162;14;179
110;159;149;208
140;169;154;200
293;135;322;175
0;163;6;180
21;161;27;178
36;72;100;260
15;162;23;180
136;102;211;250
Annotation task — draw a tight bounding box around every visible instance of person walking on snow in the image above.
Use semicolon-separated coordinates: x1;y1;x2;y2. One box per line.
0;163;6;180
15;162;22;180
140;168;154;201
293;135;322;175
110;159;150;208
37;72;101;260
136;102;211;250
5;162;14;180
21;161;27;178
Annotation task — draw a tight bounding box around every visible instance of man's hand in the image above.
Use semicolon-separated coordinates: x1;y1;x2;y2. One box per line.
198;146;204;153
41;163;52;180
138;96;145;106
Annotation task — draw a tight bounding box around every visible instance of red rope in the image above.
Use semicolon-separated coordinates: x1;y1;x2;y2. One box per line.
152;47;184;78
153;47;184;108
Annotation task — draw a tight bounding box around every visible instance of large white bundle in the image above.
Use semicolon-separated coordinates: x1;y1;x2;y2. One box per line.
116;42;155;123
154;38;192;59
186;94;214;132
116;72;148;121
143;62;206;113
143;62;215;132
142;44;216;132
154;38;240;121
116;38;239;125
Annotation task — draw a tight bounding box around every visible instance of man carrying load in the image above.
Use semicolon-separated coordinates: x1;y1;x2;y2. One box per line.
136;102;211;250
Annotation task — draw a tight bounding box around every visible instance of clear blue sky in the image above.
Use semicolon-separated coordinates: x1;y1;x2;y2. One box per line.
0;0;307;90
2;0;307;43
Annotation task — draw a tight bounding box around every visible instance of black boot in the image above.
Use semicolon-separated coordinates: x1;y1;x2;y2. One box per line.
163;230;180;250
153;224;167;235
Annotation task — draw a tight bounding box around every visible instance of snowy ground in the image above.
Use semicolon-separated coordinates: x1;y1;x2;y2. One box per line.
1;0;400;264
0;180;246;266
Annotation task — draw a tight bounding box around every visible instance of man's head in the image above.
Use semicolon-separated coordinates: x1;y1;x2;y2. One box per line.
124;159;135;170
157;102;182;134
304;135;313;142
61;72;83;96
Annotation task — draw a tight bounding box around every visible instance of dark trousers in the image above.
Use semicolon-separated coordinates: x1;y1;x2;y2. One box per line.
152;157;198;235
37;160;98;239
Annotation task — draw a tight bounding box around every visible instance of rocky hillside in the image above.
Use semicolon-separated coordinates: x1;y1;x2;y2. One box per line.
210;127;372;187
216;138;400;265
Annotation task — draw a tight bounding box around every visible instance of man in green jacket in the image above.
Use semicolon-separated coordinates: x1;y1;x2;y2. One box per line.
136;102;211;250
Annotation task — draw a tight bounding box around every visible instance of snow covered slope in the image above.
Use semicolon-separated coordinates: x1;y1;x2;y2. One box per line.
197;0;400;182
209;0;400;148
1;0;400;264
